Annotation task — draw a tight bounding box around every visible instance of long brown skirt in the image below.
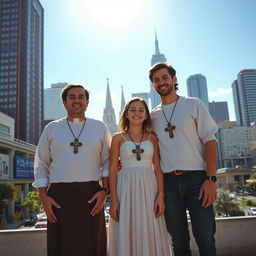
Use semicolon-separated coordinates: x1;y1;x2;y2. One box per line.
47;182;107;256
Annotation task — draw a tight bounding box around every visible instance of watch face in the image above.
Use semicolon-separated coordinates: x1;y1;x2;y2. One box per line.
210;176;217;182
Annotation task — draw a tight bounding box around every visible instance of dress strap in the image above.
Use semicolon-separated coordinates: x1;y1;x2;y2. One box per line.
147;132;152;141
120;133;127;141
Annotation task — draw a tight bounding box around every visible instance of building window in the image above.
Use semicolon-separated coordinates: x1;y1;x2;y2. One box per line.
0;124;10;134
234;175;241;182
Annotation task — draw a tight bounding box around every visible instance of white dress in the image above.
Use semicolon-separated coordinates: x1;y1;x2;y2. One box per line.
108;135;172;256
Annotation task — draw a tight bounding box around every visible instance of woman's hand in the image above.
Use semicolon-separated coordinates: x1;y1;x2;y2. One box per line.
110;199;120;222
154;194;165;218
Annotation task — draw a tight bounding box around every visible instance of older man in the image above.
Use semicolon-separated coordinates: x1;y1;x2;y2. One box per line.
33;84;111;256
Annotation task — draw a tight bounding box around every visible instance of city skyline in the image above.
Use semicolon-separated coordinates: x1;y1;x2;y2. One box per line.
40;0;256;122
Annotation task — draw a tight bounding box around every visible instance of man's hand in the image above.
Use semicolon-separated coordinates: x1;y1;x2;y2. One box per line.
199;180;217;208
40;195;61;223
88;190;107;216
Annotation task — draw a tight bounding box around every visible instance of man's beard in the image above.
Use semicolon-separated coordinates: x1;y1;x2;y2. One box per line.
155;83;174;96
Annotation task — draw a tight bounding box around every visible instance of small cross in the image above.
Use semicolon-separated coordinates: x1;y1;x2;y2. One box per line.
70;138;83;153
132;145;144;161
164;122;176;138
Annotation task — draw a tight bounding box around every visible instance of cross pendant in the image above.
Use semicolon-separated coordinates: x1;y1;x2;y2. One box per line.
132;145;144;161
70;138;83;153
164;122;176;138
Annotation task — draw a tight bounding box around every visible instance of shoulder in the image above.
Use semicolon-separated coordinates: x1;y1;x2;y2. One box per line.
112;132;124;142
148;131;158;144
87;117;104;126
150;104;162;118
87;118;109;131
43;118;66;131
110;132;124;149
179;96;203;106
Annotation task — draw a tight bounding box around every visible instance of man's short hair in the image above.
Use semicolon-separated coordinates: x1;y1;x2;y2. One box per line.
148;62;177;82
61;84;90;101
148;62;179;90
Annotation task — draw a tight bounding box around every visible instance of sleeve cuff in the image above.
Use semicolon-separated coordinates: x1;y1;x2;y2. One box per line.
202;135;217;144
32;178;49;189
101;169;109;177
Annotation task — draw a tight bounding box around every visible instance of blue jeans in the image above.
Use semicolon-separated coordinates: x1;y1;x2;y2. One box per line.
164;171;216;256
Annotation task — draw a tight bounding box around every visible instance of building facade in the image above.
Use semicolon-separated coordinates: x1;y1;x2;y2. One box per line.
186;74;209;110
216;166;252;191
209;101;230;124
0;0;44;145
232;69;256;126
0;112;36;221
150;32;167;109
44;82;68;123
217;122;256;168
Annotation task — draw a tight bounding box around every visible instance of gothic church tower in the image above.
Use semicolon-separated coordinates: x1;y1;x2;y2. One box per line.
103;79;117;134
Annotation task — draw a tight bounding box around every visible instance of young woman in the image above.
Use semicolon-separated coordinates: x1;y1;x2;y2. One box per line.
108;98;171;256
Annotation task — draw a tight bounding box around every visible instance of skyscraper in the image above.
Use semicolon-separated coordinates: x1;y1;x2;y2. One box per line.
131;92;150;106
119;85;125;118
232;69;256;126
150;31;167;109
0;0;44;145
209;101;229;124
186;74;209;110
103;79;117;134
44;83;68;123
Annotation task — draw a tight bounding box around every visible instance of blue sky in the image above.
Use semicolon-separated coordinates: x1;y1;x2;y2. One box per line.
41;0;256;121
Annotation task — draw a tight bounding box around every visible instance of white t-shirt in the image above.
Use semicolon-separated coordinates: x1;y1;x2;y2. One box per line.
151;96;218;173
33;117;111;188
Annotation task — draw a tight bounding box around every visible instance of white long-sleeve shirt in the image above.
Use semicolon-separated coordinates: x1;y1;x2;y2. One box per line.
151;96;218;173
33;117;111;188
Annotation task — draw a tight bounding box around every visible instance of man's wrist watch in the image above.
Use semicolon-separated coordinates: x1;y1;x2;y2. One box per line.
101;186;110;195
205;175;217;183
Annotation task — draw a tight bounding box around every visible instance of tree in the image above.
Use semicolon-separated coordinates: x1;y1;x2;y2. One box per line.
0;184;14;215
214;189;241;217
22;191;41;217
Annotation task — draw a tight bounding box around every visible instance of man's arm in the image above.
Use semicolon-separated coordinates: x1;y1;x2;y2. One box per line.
199;140;217;208
88;126;111;216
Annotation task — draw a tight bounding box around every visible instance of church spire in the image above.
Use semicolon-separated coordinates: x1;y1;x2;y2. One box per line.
105;78;113;109
119;85;126;118
103;78;117;135
155;29;160;55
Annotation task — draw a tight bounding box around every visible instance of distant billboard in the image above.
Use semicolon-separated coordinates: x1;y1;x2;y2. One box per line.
15;155;34;179
0;153;9;178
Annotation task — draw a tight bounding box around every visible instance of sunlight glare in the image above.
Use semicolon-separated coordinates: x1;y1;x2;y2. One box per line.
79;0;142;29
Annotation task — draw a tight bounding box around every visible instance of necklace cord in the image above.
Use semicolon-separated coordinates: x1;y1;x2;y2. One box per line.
127;131;144;148
161;96;179;124
66;118;86;139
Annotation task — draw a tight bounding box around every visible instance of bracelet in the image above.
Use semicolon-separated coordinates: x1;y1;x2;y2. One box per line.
101;186;110;195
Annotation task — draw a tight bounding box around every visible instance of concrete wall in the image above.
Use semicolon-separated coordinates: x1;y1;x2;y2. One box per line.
0;216;256;256
0;229;46;256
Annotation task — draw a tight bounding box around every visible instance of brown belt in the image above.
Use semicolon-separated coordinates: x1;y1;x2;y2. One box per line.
165;170;202;176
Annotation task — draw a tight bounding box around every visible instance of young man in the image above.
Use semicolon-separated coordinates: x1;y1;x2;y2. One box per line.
33;84;111;256
149;62;218;256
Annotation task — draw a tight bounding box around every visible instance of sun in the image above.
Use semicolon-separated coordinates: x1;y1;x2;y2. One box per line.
78;0;142;29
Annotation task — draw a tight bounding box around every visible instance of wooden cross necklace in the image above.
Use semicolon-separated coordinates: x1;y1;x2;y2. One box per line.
66;118;86;153
161;96;179;139
127;131;144;161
